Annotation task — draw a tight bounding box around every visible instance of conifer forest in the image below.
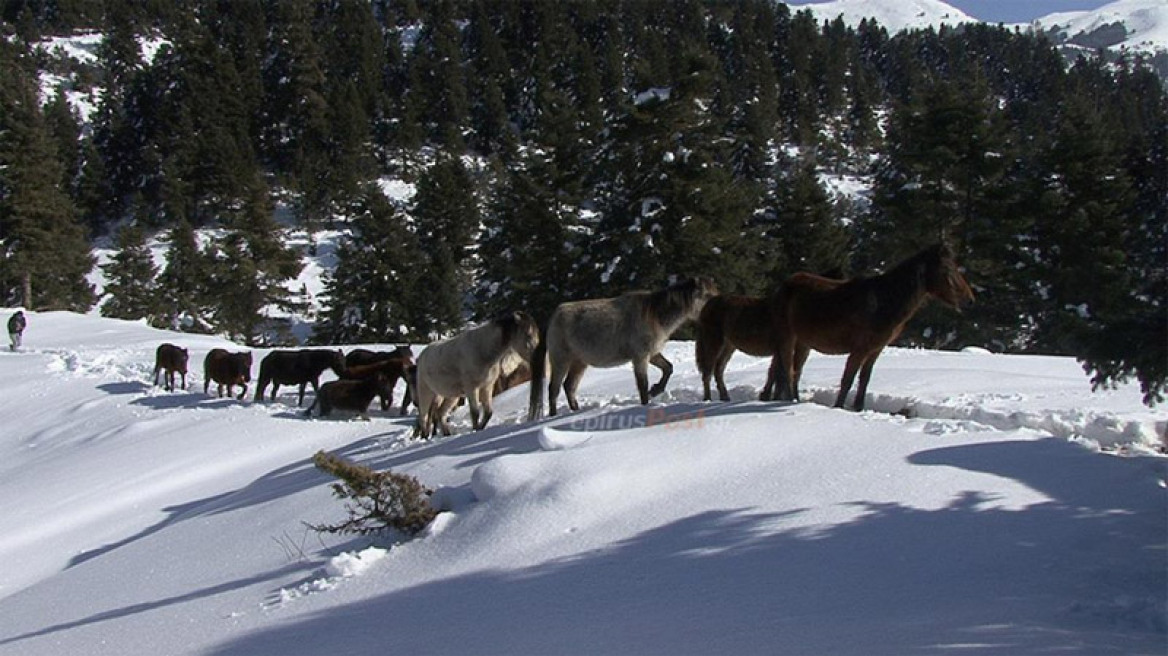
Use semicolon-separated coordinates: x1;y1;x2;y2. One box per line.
0;0;1165;404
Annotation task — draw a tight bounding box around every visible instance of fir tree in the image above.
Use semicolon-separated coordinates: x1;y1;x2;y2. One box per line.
0;45;94;310
155;218;211;333
211;178;304;344
411;155;480;336
100;223;159;320
475;155;581;322
315;185;426;344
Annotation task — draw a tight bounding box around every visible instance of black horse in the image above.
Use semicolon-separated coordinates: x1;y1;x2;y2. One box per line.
254;349;347;406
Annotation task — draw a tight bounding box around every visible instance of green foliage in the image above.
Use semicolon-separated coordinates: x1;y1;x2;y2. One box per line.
309;450;437;537
0;39;94;310
10;1;1168;405
100;224;159;320
313;185;427;344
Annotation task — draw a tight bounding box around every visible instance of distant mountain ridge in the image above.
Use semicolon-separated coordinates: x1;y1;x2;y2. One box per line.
1031;0;1168;54
786;0;976;32
788;0;1168;77
788;0;1167;51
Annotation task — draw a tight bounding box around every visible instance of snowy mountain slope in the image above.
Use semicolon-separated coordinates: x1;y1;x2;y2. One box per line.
787;0;977;31
1033;0;1168;53
0;310;1163;655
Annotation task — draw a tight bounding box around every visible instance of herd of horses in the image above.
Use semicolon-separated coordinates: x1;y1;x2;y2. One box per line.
151;244;974;437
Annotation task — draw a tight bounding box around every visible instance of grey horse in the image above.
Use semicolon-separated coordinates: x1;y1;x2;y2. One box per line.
528;276;718;419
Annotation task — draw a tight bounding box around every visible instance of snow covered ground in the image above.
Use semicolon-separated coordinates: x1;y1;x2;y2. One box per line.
0;309;1164;655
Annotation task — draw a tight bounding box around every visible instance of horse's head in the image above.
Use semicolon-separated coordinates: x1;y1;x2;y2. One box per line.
684;276;720;318
498;311;540;360
924;244;975;311
330;349;347;376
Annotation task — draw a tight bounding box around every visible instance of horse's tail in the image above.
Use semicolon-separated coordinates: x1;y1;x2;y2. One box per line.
527;323;549;421
694;298;720;379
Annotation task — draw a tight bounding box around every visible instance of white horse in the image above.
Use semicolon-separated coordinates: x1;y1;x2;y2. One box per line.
528;276;718;419
414;311;540;438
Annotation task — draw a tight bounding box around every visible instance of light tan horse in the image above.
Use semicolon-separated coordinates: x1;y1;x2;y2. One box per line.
528;276;718;419
413;312;540;438
769;243;974;411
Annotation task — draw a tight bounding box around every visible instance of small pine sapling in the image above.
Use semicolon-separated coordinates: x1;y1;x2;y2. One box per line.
309;451;437;536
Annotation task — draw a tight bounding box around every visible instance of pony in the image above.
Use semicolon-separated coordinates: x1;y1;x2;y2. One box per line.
153;343;189;392
528;276;718;419
694;292;784;402
770;243;975;411
341;357;414;415
304;373;394;420
492;353;531;396
254;349;346;406
343;347;414;414
203;349;252;400
413;311;540;438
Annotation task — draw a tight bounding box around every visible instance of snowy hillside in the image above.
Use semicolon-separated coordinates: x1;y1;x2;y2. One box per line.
0;309;1163;655
789;0;1168;56
787;0;977;31
1033;0;1168;53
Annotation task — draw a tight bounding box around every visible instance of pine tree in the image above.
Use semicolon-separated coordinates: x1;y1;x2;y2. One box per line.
0;43;94;310
475;155;581;322
100;224;159;320
773;160;850;281
155;218;212;333
314;185;426;344
411;155;480;336
211;178;304;344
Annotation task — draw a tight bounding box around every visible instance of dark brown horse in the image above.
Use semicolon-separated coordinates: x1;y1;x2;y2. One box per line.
341;356;414;415
255;349;347;406
770;243;975;411
304;373;395;420
341;345;415;410
695;293;784;402
153;343;189;392
203;349;252;400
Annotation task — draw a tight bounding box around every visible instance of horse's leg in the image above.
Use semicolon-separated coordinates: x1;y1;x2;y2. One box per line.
563;361;588;412
400;382;412;416
436;396;458;436
647;353;673;398
835;352;865;409
633;357;652;405
713;346;734;402
791;343;811;401
466;386;483;430
697;331;720;402
852;350;882;412
475;386;494;430
761;352;784;402
414;384;434;438
547;357;570;416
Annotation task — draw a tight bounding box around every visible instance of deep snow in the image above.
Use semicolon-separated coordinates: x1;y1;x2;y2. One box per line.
0;309;1163;655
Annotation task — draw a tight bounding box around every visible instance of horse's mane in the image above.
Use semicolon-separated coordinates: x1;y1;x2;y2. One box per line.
492;311;534;349
645;277;704;327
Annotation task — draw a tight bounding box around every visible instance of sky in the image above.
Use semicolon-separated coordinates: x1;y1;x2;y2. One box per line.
947;0;1116;23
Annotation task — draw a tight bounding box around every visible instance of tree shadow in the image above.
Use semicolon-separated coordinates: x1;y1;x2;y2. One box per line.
203;445;1167;656
97;381;152;396
0;562;311;648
